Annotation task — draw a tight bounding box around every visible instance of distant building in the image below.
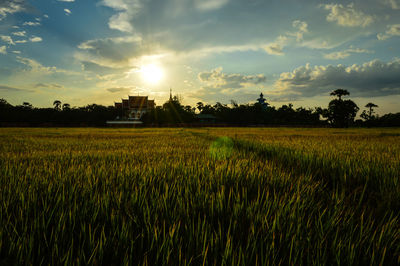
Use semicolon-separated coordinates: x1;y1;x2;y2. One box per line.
257;93;269;110
114;95;155;121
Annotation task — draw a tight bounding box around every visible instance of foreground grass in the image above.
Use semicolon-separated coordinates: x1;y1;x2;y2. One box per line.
0;128;399;265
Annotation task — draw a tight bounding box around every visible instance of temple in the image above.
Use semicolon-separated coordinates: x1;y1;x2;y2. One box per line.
114;96;155;121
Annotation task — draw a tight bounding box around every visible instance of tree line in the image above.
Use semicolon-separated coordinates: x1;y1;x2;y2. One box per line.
1;89;399;127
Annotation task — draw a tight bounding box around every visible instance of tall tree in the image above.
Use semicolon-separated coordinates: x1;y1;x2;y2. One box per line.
330;89;349;101
324;89;359;127
53;100;61;111
366;102;378;119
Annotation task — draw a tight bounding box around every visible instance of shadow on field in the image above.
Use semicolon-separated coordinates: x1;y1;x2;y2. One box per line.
189;130;400;217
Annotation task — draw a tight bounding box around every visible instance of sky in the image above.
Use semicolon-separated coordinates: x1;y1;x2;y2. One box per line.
0;0;400;114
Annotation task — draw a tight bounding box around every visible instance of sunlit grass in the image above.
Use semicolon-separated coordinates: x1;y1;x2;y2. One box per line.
0;127;399;264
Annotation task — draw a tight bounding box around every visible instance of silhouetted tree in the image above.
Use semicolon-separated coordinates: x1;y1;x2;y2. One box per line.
53;100;61;111
196;102;204;113
324;89;359;127
0;98;12;109
22;102;33;109
330;89;349;101
361;102;378;121
62;103;71;111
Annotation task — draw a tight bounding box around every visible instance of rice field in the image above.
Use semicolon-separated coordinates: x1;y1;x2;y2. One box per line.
0;127;399;265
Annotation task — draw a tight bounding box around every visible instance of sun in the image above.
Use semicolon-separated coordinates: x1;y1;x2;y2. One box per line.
140;64;164;84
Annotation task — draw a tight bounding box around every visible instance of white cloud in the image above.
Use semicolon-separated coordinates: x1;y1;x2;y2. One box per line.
16;56;57;74
264;20;308;55
0;45;6;54
264;35;288;55
0;0;27;20
108;11;134;32
29;36;42;42
323;3;374;27
64;8;71;15
23;21;41;26
198;67;266;89
275;59;400;98
377;24;400;40
290;20;308;41
264;42;285;56
34;83;64;89
101;0;141;32
324;48;373;60
12;31;26;37
194;0;229;11
0;35;15;45
195;67;267;103
15;56;79;76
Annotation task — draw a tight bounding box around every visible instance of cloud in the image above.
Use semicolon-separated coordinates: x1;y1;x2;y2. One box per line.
264;42;285;56
196;67;266;103
323;3;374;27
198;67;266;90
29;36;42;42
23;21;40;26
0;45;6;54
81;61;129;75
194;0;229;11
324;48;373;60
12;30;26;37
264;20;308;55
275;59;400;99
64;8;71;15
290;20;308;42
0;35;15;45
34;83;63;89
16;56;59;74
106;87;131;93
382;0;400;9
0;85;23;91
100;0;141;33
0;0;28;20
377;24;400;40
77;35;148;67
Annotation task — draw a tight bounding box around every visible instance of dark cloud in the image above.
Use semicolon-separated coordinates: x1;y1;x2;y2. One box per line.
276;59;400;98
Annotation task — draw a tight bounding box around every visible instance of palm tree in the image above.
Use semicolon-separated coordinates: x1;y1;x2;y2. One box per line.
53;100;61;111
365;102;378;119
330;89;350;101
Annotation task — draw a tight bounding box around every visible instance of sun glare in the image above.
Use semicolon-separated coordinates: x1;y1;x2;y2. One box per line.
140;64;164;84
